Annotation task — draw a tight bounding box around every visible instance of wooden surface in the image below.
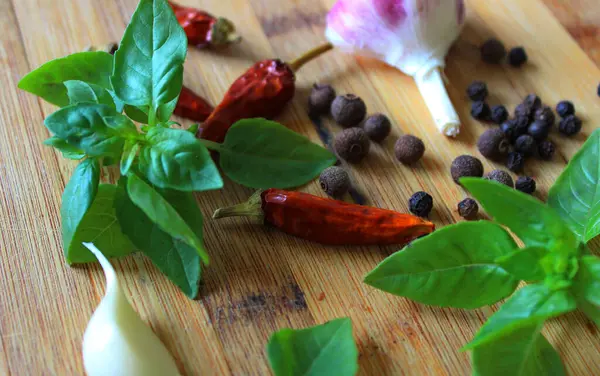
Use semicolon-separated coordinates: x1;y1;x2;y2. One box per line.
1;0;599;375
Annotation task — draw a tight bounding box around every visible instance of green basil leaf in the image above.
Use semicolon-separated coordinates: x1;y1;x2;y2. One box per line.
102;115;139;138
364;221;519;309
44;103;125;158
122;96;179;125
126;172;209;264
62;159;100;263
548;129;600;243
572;255;600;325
461;178;578;251
43;136;85;160
471;323;565;376
217;119;336;189
138;127;222;192
495;247;548;282
267;317;358;376
64;80;123;112
115;178;201;298
111;0;186;124
576;298;600;327
120;141;140;175
187;123;199;134
18;51;113;107
463;284;576;350
67;184;134;264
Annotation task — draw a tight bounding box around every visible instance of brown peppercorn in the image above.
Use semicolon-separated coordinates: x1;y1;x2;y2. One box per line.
558;115;582;136
451;155;484;184
319;166;351;197
363;114;391;142
481;38;506;64
538;140;556;160
334;128;370;163
515;176;536;194
308;84;336;116
394;135;425;165
534;106;555;129
486;169;514;188
477;128;510;160
331;94;367;128
507;47;527;67
523;94;542;111
514;103;533;120
466;81;488;101
458;198;479;219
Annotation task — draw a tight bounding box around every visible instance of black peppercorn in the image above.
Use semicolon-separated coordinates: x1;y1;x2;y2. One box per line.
597;83;600;97
450;155;484;184
466;81;488;101
458;198;479;219
363;114;391;142
486;169;514;188
471;101;491;121
514;134;536;157
334;128;371;163
523;94;542;111
507;47;527;67
501;117;527;142
308;84;336;116
538;140;556;160
515;176;536;194
514;103;533;120
477;128;510;160
481;38;506;64
394;135;425;164
513;115;530;138
556;101;575;118
409;191;433;217
331;94;367;128
534;106;555;129
558;115;582;136
491;105;509;124
506;152;525;172
319;166;350;197
528;120;550;141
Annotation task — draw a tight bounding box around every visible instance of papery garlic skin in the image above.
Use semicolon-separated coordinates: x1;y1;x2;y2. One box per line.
82;242;181;376
326;0;466;136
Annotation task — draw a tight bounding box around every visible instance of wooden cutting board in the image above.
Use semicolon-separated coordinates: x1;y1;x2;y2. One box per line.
1;0;599;374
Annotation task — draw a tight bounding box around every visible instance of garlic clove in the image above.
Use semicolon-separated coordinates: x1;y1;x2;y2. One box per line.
82;242;181;376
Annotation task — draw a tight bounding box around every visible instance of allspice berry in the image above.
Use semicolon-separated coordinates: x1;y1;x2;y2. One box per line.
508;47;527;67
538;140;556;160
458;198;479;219
556;101;575;118
534;106;555;129
477;128;510;160
395;135;425;165
558;115;582;136
334;128;370;163
319;166;350;197
331;94;367;128
515;176;536;194
363;114;391;142
481;38;506;64
466;81;488;101
308;84;336;116
486;169;514;187
514;134;536;157
450;155;484;184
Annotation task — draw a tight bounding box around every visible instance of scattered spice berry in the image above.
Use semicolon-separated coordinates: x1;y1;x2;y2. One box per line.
308;84;336;116
331;94;367;128
556;101;575;118
514;103;533;120
528;120;550;141
319;166;351;197
538;140;556;160
334;127;371;163
409;191;433;217
481;38;506;64
558;115;582;136
491;105;509;125
513;115;531;138
507;47;527;67
598;83;600;97
471;101;491;121
486;169;514;188
500;118;525;142
394;135;425;164
363;114;391;142
514;134;536;157
466;81;488;101
534;106;555;129
458;198;479;219
506;152;525;173
523;94;542;111
477;128;510;160
450;155;484;184
515;176;536;194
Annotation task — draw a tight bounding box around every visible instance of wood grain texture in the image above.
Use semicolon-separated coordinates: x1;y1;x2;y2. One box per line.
1;0;599;375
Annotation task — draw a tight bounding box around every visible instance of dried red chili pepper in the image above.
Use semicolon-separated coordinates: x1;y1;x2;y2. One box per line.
169;1;241;48
173;85;214;122
213;189;435;245
197;43;333;143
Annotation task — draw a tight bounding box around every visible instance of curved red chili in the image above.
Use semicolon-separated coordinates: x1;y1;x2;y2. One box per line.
173;85;214;122
213;189;435;246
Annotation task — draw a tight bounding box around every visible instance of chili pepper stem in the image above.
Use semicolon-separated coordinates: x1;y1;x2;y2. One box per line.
213;190;265;220
287;43;334;72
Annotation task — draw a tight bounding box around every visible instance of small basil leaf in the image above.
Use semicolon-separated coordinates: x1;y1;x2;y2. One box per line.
576;298;600;327
364;221;519;309
120;141;140;175
102;115;139;138
18;51;113;107
44;103;125;158
495;247;548;282
218;119;336;189
572;255;600;310
62;159;100;263
111;0;186;124
463;284;576;350
138;127;222;192
64;80;123;112
471;323;565;376
126;172;209;264
67;184;134;264
115;178;201;298
124;105;150;124
43;136;85;160
187;124;199;134
461;178;578;251
548;129;600;243
267;317;358;376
